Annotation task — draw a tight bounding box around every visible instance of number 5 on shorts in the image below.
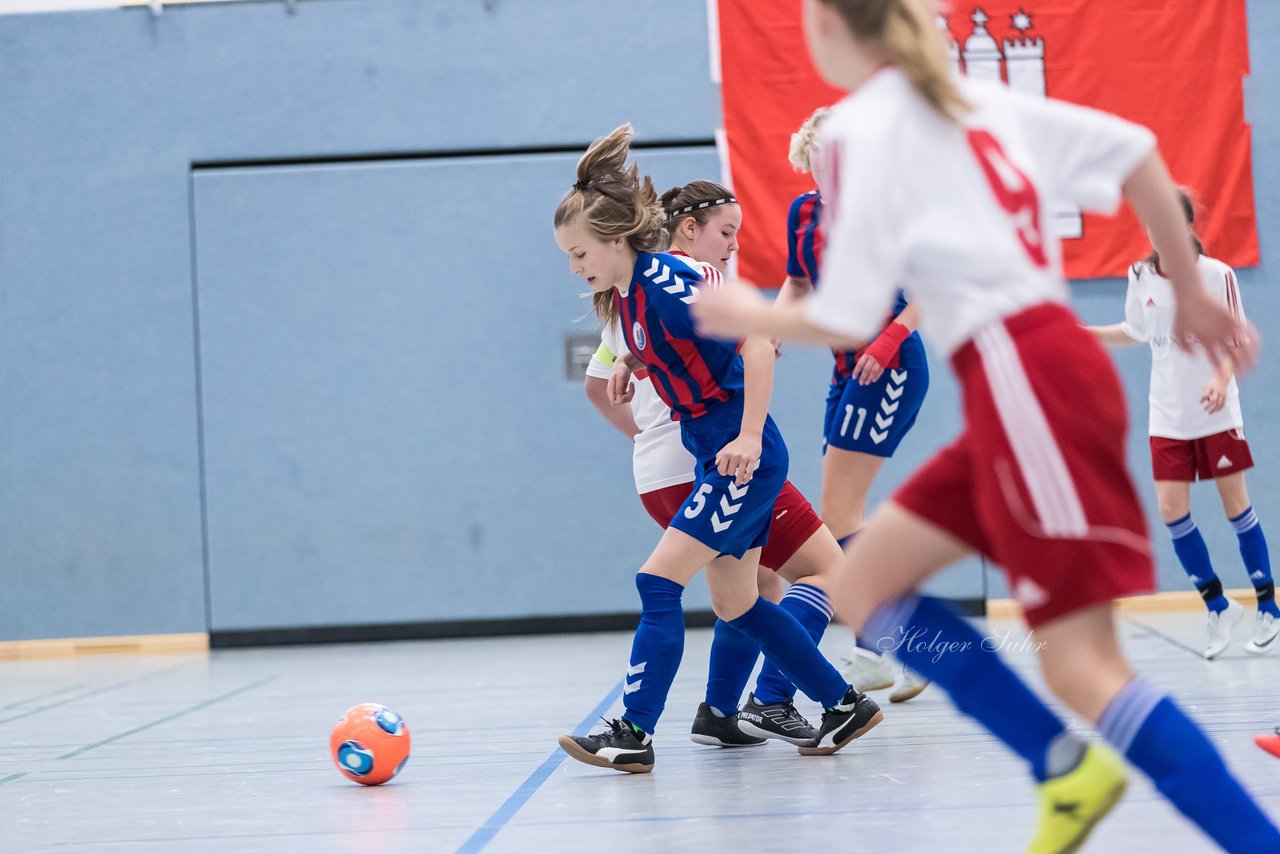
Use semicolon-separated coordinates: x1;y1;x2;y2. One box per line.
684;484;713;519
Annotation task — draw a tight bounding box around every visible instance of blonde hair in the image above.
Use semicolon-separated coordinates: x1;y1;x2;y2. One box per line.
788;107;829;173
821;0;969;122
554;124;667;326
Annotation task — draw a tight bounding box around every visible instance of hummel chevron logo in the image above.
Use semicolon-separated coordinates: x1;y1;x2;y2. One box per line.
712;482;749;533
624;661;646;694
644;257;699;304
873;370;908;443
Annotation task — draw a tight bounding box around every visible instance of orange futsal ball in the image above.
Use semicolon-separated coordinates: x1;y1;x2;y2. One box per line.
330;703;411;785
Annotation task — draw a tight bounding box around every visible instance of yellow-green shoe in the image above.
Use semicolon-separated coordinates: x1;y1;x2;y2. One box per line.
1026;744;1128;854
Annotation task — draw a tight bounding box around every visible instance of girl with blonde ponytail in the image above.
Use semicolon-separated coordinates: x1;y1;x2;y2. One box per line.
553;126;879;774
694;0;1277;850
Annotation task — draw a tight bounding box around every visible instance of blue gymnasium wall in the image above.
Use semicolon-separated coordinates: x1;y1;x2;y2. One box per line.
0;0;1275;640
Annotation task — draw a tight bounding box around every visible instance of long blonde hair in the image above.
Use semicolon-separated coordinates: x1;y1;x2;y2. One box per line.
821;0;969;122
555;124;668;326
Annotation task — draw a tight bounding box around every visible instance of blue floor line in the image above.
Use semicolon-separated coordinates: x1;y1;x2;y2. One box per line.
456;677;625;853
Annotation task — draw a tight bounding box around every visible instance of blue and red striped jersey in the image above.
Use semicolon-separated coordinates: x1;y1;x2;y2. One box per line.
785;190;910;380
615;252;743;421
786;190;825;287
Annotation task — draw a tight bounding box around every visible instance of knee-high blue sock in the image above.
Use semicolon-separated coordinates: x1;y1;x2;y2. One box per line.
1168;514;1229;613
1099;678;1280;852
865;595;1084;781
729;597;847;708
753;584;832;704
704;619;760;715
622;574;686;734
1230;507;1279;617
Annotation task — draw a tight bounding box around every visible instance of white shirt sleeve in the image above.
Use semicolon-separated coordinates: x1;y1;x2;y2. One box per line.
1010;92;1155;215
585;320;627;380
804;130;904;342
1120;265;1149;342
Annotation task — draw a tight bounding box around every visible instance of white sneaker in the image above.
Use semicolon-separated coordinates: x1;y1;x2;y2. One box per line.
843;647;894;691
888;667;929;703
1205;598;1244;660
1245;611;1280;655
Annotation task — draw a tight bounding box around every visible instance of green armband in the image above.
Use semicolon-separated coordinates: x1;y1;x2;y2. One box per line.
594;342;616;367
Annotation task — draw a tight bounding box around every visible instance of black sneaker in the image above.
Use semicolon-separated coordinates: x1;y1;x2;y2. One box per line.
798;687;883;756
690;702;767;748
736;693;819;746
557;718;655;774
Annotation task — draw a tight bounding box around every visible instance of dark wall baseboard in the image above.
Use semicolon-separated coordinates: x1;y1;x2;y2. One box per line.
209;597;986;649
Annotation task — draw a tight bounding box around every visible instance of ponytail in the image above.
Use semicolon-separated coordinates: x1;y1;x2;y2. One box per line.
554;124;668;326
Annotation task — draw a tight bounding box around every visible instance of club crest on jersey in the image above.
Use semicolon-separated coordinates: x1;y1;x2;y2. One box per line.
632;321;647;351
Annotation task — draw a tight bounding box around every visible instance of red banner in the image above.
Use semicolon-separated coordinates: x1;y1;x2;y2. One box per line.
718;0;1258;284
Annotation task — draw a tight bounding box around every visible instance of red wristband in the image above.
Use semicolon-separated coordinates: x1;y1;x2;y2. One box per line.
862;322;910;366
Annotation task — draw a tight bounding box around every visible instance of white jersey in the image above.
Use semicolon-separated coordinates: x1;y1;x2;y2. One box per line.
806;68;1155;355
1121;255;1244;439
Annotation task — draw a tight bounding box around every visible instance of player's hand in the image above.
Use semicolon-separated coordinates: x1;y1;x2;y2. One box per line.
692;279;769;340
1200;378;1228;414
715;433;762;486
852;352;885;385
1172;292;1259;374
769;336;783;357
608;359;635;406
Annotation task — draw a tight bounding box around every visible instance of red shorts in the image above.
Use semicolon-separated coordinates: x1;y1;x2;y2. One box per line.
1150;429;1253;482
640;479;824;571
892;304;1154;628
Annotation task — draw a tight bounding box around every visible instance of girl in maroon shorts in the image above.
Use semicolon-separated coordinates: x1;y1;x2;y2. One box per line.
1090;189;1277;659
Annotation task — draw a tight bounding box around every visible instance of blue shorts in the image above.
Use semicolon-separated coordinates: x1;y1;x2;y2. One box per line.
671;399;789;559
823;335;928;457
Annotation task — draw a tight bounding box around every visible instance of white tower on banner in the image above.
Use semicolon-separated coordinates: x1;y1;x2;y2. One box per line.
948;6;1083;239
961;9;1003;83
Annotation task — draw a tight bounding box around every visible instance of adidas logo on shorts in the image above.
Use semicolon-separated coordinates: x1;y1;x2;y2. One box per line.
1217;455;1232;469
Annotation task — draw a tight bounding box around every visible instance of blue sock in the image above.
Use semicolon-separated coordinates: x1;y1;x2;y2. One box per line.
621;574;687;734
753;584;833;704
1099;678;1280;852
704;619;760;715
729;597;847;708
865;595;1083;782
1230;507;1279;618
1167;514;1229;613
